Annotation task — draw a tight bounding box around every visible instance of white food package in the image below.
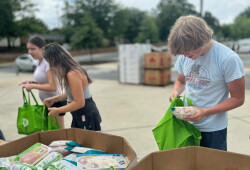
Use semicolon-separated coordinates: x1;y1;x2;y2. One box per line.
0;155;16;169
77;154;129;169
171;106;196;119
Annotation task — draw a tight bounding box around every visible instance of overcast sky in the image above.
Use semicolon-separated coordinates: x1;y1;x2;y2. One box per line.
31;0;250;30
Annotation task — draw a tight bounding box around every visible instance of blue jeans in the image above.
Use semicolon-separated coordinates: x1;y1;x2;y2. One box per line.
200;128;227;151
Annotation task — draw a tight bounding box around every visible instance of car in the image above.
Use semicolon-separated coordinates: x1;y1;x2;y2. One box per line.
15;54;39;72
235;38;250;53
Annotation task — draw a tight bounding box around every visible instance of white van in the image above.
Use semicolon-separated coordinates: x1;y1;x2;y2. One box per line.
236;38;250;53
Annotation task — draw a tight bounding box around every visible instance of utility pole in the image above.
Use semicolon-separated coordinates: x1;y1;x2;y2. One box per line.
200;0;203;17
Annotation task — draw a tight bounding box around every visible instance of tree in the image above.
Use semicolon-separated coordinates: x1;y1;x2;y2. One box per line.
156;0;198;41
123;8;147;43
64;0;118;40
239;6;250;18
109;8;131;44
71;13;103;61
0;0;16;48
231;16;250;39
217;24;234;40
0;0;37;48
16;17;48;36
135;16;159;43
203;11;220;35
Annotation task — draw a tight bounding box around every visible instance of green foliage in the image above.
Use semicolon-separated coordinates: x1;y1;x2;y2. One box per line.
203;11;220;33
68;0;118;39
0;0;45;48
156;0;198;41
231;16;250;39
71;13;103;50
239;6;250;18
123;8;147;43
16;17;48;36
0;0;15;38
135;16;159;43
217;24;233;40
109;8;131;40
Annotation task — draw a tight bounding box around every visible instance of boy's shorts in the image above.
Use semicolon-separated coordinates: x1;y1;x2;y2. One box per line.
200;128;227;151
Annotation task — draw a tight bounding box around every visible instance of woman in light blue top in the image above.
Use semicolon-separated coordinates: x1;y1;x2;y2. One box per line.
43;43;101;131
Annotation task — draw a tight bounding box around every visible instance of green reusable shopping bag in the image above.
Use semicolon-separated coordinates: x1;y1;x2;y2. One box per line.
17;89;48;135
152;96;202;150
48;115;60;130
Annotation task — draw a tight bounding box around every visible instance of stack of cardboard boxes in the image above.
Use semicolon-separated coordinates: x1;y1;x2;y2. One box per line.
144;51;172;86
118;44;151;84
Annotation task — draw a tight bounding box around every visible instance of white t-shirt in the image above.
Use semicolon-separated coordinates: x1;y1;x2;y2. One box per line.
33;59;62;102
174;41;245;132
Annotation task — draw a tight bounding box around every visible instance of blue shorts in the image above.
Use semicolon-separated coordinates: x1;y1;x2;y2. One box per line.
70;97;101;131
200;128;227;151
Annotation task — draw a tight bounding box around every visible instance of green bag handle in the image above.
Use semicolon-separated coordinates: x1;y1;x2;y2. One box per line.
27;90;39;106
22;89;28;107
175;96;193;107
48;116;60;130
22;89;39;106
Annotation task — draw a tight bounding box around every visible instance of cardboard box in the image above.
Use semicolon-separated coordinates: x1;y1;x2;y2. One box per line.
0;139;7;146
144;51;172;69
0;128;137;169
144;69;171;86
129;146;250;170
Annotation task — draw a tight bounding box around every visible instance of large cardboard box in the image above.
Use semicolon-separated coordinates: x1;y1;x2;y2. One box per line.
0;128;137;169
144;51;172;69
129;146;250;170
0;139;7;146
144;69;171;86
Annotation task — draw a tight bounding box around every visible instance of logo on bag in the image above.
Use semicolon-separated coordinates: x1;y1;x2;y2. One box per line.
23;118;29;127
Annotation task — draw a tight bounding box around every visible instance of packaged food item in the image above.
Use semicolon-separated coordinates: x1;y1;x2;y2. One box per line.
66;146;106;154
48;140;71;147
49;140;82;156
63;153;78;163
9;162;37;170
50;145;70;156
171;106;196;119
49;140;82;148
0;155;16;169
47;159;77;170
35;152;63;169
14;143;52;165
76;154;129;169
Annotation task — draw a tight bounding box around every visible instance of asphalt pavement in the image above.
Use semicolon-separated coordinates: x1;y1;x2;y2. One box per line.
1;56;250;161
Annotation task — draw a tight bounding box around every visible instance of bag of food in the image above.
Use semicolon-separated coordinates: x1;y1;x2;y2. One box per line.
171;106;196;119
